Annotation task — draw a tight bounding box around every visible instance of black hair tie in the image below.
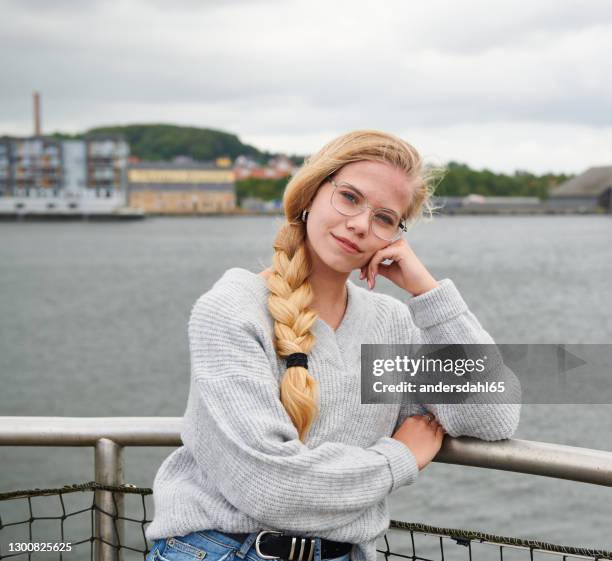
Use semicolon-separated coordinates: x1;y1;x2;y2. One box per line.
286;352;308;369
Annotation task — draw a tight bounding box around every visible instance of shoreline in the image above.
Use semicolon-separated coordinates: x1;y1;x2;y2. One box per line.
0;208;607;220
1;201;610;221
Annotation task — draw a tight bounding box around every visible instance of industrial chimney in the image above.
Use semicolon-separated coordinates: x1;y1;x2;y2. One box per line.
33;91;41;136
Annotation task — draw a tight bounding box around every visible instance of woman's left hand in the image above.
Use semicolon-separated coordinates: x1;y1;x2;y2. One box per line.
359;238;440;296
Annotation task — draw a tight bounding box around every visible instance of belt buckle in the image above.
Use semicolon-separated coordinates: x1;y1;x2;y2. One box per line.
255;530;283;560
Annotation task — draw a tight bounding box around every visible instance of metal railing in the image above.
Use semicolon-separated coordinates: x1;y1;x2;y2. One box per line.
1;416;612;561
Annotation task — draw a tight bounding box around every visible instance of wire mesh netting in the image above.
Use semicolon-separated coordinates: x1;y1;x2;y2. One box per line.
0;482;611;561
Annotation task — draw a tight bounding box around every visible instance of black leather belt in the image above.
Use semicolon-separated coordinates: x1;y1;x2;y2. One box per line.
223;530;353;561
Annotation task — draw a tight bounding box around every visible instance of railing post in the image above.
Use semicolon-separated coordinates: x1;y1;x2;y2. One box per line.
95;438;124;561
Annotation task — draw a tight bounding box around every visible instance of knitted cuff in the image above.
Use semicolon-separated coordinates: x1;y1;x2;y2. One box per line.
370;437;419;492
407;278;468;329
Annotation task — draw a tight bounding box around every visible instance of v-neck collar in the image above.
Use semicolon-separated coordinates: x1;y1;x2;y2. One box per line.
313;279;357;338
225;267;365;342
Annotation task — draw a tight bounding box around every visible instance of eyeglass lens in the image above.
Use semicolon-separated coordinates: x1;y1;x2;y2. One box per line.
331;183;401;240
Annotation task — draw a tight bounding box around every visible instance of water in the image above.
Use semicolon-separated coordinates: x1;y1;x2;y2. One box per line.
1;215;612;552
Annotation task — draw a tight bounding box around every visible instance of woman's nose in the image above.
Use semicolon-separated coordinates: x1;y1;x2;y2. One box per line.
345;210;371;235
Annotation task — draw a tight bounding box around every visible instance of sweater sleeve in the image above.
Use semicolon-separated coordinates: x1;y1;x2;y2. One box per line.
181;291;420;532
403;279;521;441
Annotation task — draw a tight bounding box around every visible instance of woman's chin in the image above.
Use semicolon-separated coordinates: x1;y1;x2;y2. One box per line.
325;257;355;275
308;242;359;275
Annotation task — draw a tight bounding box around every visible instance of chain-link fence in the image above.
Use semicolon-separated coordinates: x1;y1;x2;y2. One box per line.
2;482;611;561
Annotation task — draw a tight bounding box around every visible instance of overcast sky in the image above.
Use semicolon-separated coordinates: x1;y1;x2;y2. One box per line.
1;0;611;174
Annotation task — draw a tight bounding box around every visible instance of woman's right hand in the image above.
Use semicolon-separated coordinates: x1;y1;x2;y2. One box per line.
392;414;446;470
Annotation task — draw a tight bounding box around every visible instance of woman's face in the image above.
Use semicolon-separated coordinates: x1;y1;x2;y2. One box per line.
305;160;412;274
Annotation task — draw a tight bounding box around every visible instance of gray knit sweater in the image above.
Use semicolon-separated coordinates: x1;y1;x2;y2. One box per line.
146;267;520;561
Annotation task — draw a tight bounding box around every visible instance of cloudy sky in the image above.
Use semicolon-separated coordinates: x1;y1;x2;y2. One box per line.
1;0;611;174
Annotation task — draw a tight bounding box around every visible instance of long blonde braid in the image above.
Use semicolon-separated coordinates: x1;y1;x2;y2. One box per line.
263;129;442;442
264;222;319;442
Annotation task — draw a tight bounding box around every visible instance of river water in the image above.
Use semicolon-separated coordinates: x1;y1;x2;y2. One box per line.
1;215;611;554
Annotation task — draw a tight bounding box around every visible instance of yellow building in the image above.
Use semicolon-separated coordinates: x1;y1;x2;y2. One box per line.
127;160;236;214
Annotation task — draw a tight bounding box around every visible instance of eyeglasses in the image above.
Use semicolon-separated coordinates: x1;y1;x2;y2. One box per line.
329;178;407;242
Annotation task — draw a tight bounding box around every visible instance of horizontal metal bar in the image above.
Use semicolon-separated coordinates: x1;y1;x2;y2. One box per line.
1;417;612;487
0;417;181;446
436;435;612;487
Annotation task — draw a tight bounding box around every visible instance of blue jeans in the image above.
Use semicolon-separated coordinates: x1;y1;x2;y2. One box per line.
146;530;352;561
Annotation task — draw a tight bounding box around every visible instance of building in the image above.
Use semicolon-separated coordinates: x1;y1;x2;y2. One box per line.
0;135;129;213
240;197;283;213
127;158;236;214
549;166;612;212
85;136;130;197
233;154;297;180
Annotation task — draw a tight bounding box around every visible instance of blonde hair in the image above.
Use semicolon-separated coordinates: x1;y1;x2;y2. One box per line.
263;129;442;441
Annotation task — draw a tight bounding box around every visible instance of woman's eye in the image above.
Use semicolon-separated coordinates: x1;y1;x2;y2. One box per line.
375;213;395;226
341;191;358;203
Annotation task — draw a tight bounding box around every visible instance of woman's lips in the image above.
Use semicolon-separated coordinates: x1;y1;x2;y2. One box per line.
332;234;360;254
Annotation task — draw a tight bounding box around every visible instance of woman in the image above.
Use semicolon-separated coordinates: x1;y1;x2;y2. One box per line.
145;130;520;561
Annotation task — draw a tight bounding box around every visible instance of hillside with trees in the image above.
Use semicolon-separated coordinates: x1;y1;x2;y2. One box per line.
51;123;277;163
237;164;572;204
50;124;572;200
434;162;572;200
